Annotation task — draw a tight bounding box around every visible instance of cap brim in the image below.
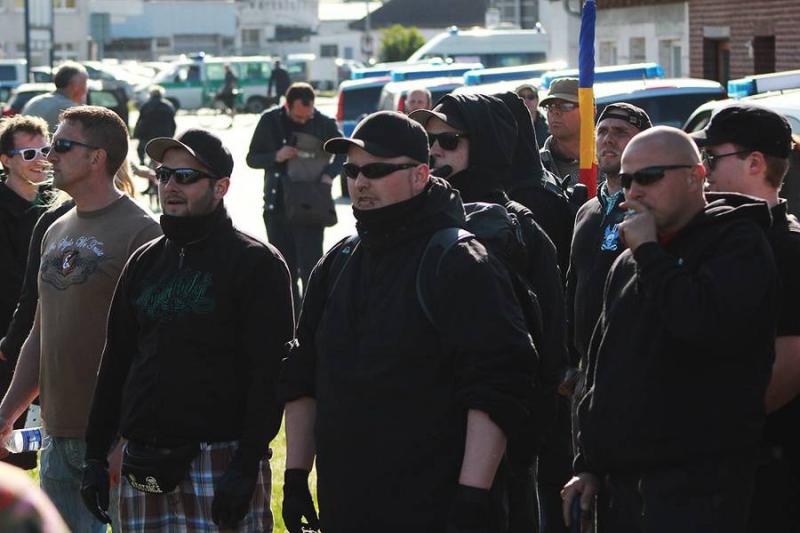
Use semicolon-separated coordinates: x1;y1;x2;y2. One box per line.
689;129;711;147
408;108;467;131
324;137;400;158
539;93;579;105
515;83;536;93
145;137;217;174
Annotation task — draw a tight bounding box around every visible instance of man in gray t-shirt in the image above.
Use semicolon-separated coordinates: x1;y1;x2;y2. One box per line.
22;63;88;133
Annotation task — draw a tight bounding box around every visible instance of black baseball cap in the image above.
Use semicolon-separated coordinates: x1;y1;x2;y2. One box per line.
146;129;234;178
691;103;793;158
325;111;429;163
408;98;467;131
597;103;652;131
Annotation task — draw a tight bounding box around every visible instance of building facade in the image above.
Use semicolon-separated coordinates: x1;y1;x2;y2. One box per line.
689;0;800;85
236;0;318;57
0;0;90;64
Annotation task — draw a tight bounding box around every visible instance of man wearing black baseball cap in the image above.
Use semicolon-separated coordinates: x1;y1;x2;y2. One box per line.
693;103;800;532
280;111;535;533
81;128;294;532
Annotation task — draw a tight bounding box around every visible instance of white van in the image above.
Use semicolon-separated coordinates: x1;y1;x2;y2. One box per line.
0;60;28;102
407;27;549;68
138;55;274;113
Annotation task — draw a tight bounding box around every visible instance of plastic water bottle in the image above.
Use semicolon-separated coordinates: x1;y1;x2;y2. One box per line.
4;427;47;453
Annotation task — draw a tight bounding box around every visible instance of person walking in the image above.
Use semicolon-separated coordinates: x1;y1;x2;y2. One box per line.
133;86;176;166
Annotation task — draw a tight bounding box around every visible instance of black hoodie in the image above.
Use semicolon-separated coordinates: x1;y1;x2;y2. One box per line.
576;195;777;474
281;178;535;532
432;93;567;454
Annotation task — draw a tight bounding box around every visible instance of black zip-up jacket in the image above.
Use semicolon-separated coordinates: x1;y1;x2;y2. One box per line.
132;95;176;142
565;184;626;367
0;182;49;470
1;200;73;359
85;205;294;472
280;178;535;532
437;93;567;454
246;105;344;214
575;196;777;474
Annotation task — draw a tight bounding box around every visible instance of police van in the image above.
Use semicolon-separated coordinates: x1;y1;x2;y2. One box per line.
137;55;273;113
407;27;549;68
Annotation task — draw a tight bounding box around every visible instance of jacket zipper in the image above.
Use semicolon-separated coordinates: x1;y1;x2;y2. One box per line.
179;247;185;269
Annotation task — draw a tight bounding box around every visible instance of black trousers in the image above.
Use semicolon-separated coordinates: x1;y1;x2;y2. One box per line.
537;396;574;533
599;452;758;533
747;447;800;532
264;210;324;309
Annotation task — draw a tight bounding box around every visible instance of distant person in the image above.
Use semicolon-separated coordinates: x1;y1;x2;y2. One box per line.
0;106;161;533
516;83;548;147
133;86;176;166
0;115;54;472
405;88;432;114
247;82;344;306
216;64;238;123
267;60;291;102
21;62;88;133
539;78;581;187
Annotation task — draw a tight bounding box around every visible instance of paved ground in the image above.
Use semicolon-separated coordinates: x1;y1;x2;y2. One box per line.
129;97;356;254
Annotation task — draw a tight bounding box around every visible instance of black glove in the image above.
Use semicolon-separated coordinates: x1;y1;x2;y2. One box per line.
446;484;491;533
80;459;112;525
211;465;258;528
282;469;320;533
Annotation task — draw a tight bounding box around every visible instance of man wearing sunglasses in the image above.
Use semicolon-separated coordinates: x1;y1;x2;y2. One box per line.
691;103;800;532
81;128;293;532
516;83;548;145
0;115;53;473
281;111;535;533
412;93;567;533
539;78;581;187
0;106;161;533
563;126;778;532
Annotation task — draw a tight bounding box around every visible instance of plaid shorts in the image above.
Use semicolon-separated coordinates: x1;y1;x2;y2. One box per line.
120;441;272;532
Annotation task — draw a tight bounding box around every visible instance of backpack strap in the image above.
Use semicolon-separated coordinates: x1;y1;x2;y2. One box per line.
327;234;361;300
416;227;474;328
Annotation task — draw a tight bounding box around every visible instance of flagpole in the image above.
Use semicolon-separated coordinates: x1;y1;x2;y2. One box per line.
578;0;598;198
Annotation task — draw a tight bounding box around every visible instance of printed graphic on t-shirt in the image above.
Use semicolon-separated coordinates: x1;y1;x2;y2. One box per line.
40;235;109;290
601;223;621;251
135;270;215;321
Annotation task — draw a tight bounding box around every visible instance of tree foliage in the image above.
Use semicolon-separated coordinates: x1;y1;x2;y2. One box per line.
379;25;426;62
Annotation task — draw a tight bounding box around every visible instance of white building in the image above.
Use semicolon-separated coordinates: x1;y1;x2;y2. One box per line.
237;0;319;57
0;0;90;64
309;0;381;64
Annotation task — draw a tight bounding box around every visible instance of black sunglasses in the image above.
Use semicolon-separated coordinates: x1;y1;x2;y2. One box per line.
9;145;50;161
52;138;99;153
342;162;418;180
156;166;218;185
702;149;751;171
543;102;578;113
619;164;695;189
519;93;538;102
428;132;468;151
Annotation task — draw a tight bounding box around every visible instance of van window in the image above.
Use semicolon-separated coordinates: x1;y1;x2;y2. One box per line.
0;66;18;82
242;62;269;80
174;65;200;83
342;86;383;121
206;63;227;81
599;91;724;128
89;90;120;109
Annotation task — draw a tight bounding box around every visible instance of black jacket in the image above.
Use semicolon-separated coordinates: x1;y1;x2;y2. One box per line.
85;205;294;473
267;67;291;98
0;183;49;469
434;93;567;453
491;93;573;275
133;95;176;142
576;196;777;474
280;178;535;532
246;106;344;214
1;200;73;360
565;184;626;367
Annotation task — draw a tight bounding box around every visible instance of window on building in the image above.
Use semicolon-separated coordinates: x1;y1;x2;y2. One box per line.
658;39;682;77
344;46;354;60
54;0;77;9
703;38;730;86
320;44;338;58
242;29;261;49
629;37;646;63
598;41;617;66
752;36;775;75
156;37;171;48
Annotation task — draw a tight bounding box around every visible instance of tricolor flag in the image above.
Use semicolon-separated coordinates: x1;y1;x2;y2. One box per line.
578;0;598;197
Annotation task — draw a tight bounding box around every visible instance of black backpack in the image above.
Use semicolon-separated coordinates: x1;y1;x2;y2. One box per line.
328;202;545;394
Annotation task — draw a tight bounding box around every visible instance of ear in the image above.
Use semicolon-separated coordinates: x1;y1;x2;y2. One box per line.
213;177;231;199
92;148;107;170
688;162;706;191
0;154;11;168
412;164;430;193
748;151;767;178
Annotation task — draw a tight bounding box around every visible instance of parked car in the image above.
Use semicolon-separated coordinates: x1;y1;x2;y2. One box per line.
2;81;130;127
377;76;465;113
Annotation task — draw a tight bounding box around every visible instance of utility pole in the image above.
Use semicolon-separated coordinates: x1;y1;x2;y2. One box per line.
49;0;55;72
365;0;372;63
24;0;32;82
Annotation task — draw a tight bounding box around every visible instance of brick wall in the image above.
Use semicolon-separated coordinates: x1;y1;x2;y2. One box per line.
598;0;683;8
690;0;800;80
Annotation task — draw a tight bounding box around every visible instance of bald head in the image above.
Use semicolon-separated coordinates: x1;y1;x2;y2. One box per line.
622;126;701;168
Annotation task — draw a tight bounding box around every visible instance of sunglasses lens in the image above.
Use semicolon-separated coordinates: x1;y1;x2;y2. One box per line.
156;168;173;183
431;133;459;151
54;140;70;153
21;149;37;161
361;163;395;179
343;163;359;179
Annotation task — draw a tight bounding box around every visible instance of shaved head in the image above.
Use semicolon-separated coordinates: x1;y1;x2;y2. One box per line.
622;126;701;169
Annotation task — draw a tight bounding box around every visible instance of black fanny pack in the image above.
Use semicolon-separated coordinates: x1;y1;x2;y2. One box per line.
121;441;200;494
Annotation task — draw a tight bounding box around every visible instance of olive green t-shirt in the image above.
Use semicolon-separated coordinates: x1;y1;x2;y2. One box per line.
38;196;162;438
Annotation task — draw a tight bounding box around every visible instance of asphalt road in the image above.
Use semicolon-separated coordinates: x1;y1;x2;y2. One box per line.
130;97;356;254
